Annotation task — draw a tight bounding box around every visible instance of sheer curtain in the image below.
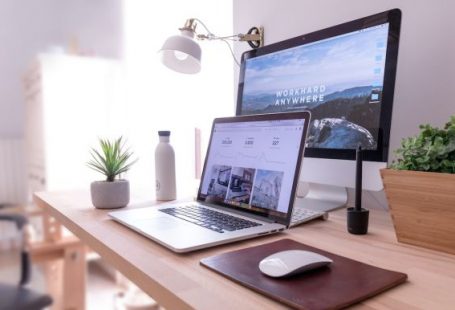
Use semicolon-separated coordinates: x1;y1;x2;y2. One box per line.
123;0;234;199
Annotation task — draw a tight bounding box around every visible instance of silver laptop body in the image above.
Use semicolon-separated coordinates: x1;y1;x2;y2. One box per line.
110;112;311;253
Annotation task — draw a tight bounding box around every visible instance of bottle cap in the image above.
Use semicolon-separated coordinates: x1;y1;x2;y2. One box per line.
158;131;171;137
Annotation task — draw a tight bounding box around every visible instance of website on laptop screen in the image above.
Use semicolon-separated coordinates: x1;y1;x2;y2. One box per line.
199;118;306;219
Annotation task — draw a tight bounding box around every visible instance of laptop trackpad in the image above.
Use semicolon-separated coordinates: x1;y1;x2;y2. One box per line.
133;215;215;238
133;217;177;231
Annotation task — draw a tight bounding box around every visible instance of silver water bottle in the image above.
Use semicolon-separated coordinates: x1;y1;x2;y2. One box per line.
155;131;176;200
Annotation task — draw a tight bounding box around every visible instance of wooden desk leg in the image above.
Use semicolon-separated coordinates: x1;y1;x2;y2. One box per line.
62;244;86;310
43;213;63;242
41;260;64;310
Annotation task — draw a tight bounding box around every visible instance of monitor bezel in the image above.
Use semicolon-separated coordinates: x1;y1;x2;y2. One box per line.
235;9;401;162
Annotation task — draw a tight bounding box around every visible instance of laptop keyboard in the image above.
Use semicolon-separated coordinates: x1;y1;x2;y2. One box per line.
159;205;262;233
290;207;327;227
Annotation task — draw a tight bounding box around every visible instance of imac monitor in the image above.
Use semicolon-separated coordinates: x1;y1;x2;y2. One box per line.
236;9;401;211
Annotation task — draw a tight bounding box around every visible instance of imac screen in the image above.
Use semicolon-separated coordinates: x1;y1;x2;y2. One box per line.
237;9;401;161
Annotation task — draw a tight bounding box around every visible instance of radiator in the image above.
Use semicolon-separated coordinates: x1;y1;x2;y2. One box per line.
0;138;27;205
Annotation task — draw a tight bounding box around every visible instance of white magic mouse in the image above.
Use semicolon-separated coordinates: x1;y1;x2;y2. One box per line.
259;250;333;278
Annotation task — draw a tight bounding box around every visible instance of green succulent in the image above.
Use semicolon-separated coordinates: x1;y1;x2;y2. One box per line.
87;137;138;181
391;115;455;173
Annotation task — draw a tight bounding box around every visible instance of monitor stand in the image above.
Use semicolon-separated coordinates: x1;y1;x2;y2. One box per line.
294;182;347;212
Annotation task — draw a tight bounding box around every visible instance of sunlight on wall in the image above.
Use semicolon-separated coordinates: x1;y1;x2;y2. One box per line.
123;1;234;199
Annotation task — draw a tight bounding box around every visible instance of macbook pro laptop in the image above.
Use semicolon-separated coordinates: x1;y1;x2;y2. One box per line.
109;112;311;252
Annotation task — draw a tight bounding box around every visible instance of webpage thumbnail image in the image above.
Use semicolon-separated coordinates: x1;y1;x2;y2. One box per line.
251;169;284;211
205;164;285;211
226;167;255;204
206;165;231;200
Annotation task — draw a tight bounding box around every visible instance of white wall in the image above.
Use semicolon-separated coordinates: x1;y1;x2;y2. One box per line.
123;0;234;198
0;0;123;138
233;0;455;161
0;1;233;202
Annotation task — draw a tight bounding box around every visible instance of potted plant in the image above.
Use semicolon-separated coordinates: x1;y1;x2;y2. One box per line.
380;115;455;254
88;137;137;209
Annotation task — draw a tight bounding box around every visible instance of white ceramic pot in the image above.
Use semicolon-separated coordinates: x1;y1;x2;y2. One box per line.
90;179;130;209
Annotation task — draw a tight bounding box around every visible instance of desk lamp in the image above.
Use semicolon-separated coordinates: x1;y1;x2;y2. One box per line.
159;18;264;74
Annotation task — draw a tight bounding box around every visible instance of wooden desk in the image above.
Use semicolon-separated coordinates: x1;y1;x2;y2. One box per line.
34;191;455;310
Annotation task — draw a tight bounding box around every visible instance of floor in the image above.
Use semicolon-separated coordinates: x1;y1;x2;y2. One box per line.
0;247;120;309
0;238;161;310
86;261;121;309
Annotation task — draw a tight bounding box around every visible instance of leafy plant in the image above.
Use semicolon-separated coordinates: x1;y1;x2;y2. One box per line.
392;115;455;173
88;137;137;181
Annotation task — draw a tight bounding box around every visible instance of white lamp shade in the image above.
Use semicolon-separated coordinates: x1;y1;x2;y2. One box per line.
159;31;202;74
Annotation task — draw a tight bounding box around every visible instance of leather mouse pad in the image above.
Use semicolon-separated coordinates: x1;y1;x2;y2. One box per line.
200;238;407;309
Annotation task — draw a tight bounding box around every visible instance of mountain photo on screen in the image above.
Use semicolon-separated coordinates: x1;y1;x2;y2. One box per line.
241;24;389;150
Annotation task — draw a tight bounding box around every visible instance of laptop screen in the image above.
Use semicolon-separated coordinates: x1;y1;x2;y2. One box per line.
197;112;309;224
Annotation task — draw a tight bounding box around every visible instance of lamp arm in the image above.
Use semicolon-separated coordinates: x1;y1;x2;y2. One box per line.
199;34;242;41
220;39;241;66
170;18;263;70
191;18;215;38
189;18;264;48
191;18;237;41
